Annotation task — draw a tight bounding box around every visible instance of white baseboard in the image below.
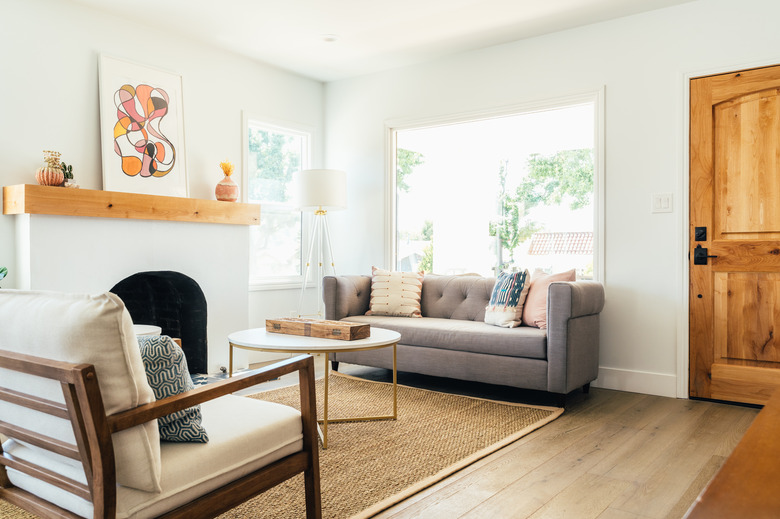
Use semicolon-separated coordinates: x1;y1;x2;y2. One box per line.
592;366;678;398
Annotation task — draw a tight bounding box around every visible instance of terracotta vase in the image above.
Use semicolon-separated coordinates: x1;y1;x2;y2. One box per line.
215;175;239;202
36;165;64;186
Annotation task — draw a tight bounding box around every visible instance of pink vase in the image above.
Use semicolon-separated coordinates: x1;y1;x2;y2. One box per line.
215;175;239;202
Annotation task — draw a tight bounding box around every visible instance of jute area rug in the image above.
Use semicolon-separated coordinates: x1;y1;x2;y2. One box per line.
0;373;562;519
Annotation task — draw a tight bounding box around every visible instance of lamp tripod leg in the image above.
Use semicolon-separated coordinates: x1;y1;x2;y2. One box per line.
317;215;337;317
297;214;320;317
322;215;336;276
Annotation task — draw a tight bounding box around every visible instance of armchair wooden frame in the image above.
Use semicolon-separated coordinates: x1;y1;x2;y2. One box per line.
0;351;322;519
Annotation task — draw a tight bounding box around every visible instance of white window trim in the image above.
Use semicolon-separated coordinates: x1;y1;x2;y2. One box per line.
243;112;315;291
384;89;605;283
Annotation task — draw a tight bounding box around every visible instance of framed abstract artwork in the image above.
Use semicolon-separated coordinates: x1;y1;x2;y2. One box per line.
98;55;188;197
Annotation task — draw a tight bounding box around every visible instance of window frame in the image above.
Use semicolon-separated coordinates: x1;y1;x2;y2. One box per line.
243;113;314;290
384;89;605;282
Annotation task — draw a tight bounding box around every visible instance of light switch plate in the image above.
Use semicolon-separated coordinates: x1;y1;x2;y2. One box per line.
651;193;673;213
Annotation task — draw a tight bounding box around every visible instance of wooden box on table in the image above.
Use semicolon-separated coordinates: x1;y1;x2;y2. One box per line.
266;317;370;341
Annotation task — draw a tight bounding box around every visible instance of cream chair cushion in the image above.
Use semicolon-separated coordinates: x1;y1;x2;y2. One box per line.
4;395;304;518
0;290;162;492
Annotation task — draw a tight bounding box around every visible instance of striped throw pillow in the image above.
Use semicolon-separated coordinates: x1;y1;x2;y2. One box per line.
484;269;531;328
137;335;209;443
366;267;424;317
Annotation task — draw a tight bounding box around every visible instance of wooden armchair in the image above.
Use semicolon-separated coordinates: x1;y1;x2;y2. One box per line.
0;290;321;519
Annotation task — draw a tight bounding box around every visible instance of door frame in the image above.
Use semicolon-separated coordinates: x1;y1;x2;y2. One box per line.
679;57;780;399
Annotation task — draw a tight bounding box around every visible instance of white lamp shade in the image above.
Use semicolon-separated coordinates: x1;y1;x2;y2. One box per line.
293;169;347;211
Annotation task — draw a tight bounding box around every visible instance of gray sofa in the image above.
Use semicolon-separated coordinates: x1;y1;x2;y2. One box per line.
323;274;605;397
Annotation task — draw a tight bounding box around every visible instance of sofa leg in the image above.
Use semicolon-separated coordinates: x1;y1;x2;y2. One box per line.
331;361;339;372
583;383;590;394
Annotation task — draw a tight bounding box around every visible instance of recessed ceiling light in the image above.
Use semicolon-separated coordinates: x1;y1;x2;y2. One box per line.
322;34;338;43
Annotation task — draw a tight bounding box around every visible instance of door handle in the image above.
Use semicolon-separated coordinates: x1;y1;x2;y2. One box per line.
693;244;718;265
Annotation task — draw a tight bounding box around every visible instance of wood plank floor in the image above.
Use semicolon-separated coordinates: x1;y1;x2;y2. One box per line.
246;359;759;519
373;386;758;519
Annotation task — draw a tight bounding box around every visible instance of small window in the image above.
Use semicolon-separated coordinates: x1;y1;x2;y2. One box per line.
245;118;310;287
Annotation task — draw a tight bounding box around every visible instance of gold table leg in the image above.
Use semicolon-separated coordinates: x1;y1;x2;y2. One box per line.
323;353;329;448
393;343;397;418
228;342;234;378
317;344;398;449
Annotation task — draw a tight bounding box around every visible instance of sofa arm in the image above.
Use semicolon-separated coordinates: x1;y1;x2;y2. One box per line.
546;281;605;394
323;275;372;321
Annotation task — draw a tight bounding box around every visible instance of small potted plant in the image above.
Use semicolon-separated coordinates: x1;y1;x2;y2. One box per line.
0;267;7;288
61;161;78;188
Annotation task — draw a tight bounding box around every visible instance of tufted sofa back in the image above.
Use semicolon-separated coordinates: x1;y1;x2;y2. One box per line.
420;275;494;321
323;274;497;322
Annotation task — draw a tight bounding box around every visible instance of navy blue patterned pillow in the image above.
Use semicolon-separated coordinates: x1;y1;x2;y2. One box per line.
137;335;208;443
484;269;531;328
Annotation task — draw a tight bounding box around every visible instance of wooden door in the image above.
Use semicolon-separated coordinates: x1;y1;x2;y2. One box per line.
690;64;780;405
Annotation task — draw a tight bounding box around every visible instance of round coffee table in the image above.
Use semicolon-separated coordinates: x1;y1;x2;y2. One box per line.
227;327;401;448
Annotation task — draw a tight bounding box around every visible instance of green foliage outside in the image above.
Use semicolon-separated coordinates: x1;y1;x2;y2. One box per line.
246;127;303;277
489;161;540;265
247;128;301;203
396;143;592;273
397;148;433;272
418;220;434;272
420;220;433;241
517;149;594;210
396;148;424;194
418;243;434;273
493;148;593;264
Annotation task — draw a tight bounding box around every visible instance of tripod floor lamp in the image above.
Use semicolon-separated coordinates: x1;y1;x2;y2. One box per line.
294;169;347;318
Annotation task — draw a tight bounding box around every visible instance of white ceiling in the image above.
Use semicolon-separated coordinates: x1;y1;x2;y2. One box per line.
71;0;694;82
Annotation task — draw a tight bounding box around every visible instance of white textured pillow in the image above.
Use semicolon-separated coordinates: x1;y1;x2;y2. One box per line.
366;267;423;317
484;269;531;328
0;290;162;493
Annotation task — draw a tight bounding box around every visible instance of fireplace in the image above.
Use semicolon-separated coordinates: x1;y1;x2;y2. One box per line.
111;271;208;374
10;200;253;374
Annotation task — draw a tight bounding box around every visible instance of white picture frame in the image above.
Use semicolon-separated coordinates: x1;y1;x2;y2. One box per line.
98;54;188;197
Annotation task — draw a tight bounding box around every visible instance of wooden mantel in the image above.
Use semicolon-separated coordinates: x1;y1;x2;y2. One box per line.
2;184;259;225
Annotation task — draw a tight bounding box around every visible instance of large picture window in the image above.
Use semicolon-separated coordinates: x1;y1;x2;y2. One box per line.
245;118;310;287
391;96;601;279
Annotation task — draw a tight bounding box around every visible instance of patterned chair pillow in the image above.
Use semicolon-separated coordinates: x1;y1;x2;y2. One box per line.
137;335;209;443
484;269;531;328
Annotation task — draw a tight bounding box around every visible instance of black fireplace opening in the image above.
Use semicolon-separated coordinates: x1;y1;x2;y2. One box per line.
111;270;208;374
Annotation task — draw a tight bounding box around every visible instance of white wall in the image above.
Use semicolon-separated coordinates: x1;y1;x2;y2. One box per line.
0;0;323;368
324;0;780;397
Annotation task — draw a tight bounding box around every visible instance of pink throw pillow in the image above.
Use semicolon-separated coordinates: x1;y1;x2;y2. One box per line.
522;269;576;329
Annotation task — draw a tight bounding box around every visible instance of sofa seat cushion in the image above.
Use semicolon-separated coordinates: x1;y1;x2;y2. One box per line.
343;315;547;360
5;395;304;519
